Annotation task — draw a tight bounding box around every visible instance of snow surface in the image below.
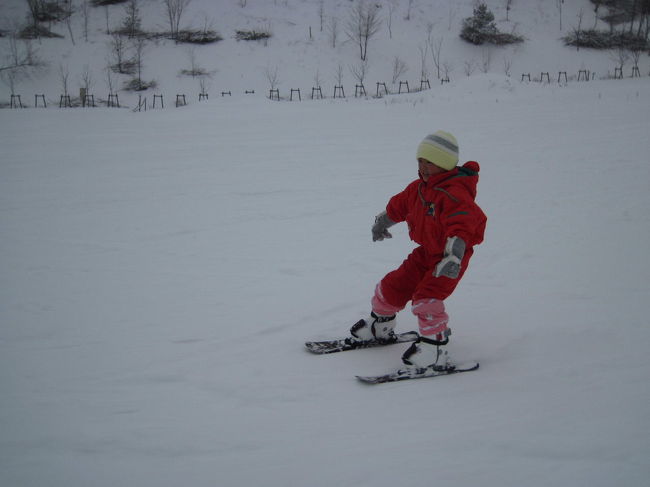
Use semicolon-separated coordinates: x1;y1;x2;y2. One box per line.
2;1;650;487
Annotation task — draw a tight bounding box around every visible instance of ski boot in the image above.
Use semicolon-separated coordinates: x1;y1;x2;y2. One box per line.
350;312;397;342
402;331;451;370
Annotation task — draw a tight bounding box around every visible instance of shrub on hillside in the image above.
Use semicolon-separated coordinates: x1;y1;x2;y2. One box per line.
460;3;523;46
18;24;63;39
31;1;71;22
111;59;137;75
563;29;648;50
235;29;271;41
489;31;525;46
92;0;129;5
460;3;497;44
175;29;223;44
123;78;157;91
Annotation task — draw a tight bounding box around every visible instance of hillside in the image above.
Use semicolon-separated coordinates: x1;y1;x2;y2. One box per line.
1;0;647;105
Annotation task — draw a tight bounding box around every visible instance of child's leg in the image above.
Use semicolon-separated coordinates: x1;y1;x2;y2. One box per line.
371;283;403;316
371;247;429;316
410;250;461;339
411;298;449;339
402;298;451;368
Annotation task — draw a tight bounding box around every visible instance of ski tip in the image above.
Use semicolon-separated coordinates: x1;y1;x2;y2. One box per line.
450;361;480;372
355;375;382;385
304;342;330;354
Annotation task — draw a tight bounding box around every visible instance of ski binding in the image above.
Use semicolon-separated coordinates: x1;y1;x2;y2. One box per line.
305;331;419;355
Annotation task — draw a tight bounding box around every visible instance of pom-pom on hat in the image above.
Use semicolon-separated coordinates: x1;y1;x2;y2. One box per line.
416;131;459;170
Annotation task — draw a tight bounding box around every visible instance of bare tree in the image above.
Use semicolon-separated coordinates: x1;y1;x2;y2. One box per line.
192;13;216;41
349;59;369;85
630;48;642;73
264;64;280;90
628;0;638;34
481;46;492;73
334;63;344;86
429;36;444;79
318;0;325;32
503;56;513;77
418;43;429;81
447;0;458;30
81;1;90;42
105;60;115;94
313;68;322;89
80;64;94;94
181;46;209;77
425;21;435;42
199;77;210;96
1;34;42;73
405;0;415;21
391;56;408;84
164;0;191;40
122;0;141;38
0;66;18;95
63;0;75;45
635;3;648;38
505;0;513;22
0;34;44;95
59;63;70;96
442;61;453;81
387;0;397;39
109;32;127;73
327;16;339;48
611;47;630;74
131;36;147;89
572;7;585;51
104;5;111;34
463;59;477;77
25;0;42;27
592;0;604;29
345;0;381;61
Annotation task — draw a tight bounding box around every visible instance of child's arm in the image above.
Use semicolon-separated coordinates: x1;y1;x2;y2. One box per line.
434;192;486;278
434;236;466;278
440;194;486;248
372;182;415;242
372;211;396;241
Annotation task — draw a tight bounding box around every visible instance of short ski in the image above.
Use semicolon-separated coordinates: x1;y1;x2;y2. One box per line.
305;331;419;355
356;361;479;384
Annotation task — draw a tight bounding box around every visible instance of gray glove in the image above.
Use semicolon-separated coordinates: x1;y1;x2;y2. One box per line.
434;236;466;278
372;211;396;242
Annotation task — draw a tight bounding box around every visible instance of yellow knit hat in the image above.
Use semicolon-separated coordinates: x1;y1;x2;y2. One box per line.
416;131;459;170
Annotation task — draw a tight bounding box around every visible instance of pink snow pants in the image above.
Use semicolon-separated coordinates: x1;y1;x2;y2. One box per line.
372;284;448;337
370;246;469;338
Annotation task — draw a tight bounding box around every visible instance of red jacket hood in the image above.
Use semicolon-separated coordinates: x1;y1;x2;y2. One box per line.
420;161;481;199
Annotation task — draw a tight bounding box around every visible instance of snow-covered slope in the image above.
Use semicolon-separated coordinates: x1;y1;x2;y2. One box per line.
2;1;650;486
1;0;647;103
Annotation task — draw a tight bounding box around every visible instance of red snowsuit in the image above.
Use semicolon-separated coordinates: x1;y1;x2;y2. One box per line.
371;161;487;337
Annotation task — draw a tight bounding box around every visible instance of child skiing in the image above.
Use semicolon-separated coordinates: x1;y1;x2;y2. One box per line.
350;130;487;370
